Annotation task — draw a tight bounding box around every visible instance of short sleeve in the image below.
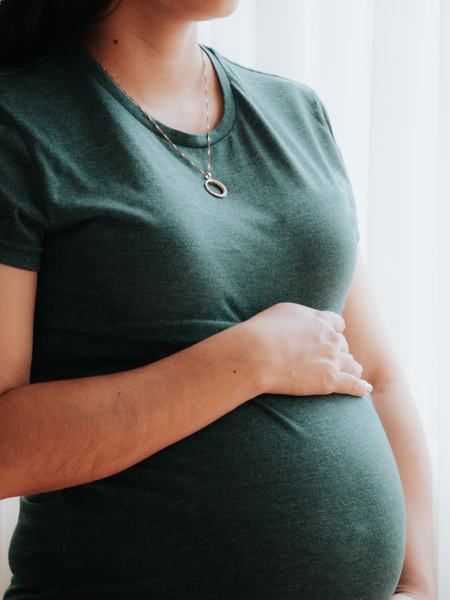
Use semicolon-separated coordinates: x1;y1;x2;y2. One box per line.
0;110;49;271
311;90;361;243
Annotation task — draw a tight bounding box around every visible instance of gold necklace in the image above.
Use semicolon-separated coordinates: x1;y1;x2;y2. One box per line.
87;44;228;199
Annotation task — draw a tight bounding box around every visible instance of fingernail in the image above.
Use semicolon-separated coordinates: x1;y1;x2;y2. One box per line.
366;383;373;392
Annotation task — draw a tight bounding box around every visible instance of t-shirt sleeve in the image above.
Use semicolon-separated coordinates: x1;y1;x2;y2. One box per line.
0;109;48;271
311;90;361;243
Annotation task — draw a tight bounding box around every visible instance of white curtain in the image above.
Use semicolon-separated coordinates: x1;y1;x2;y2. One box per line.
1;0;449;597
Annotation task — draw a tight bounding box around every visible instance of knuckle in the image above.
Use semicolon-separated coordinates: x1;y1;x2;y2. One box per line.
312;311;324;326
321;339;338;359
320;309;333;319
341;336;349;352
328;330;341;344
335;312;346;329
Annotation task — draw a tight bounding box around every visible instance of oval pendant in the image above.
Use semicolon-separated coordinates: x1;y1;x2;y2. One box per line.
204;176;228;198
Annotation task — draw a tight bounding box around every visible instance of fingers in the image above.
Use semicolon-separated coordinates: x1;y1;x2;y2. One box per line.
337;333;349;354
320;310;346;334
336;371;373;397
339;351;363;377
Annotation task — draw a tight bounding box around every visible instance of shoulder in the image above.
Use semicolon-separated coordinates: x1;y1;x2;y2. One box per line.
0;44;78;127
204;44;323;117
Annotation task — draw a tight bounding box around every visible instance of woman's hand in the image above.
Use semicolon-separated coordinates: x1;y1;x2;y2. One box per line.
243;301;373;397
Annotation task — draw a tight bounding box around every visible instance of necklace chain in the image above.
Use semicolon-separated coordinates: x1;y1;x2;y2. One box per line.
87;45;216;181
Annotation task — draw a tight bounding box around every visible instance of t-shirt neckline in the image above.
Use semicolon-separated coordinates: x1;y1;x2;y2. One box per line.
70;42;236;148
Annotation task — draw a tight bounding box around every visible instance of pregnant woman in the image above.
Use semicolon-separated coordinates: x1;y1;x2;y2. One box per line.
0;1;436;598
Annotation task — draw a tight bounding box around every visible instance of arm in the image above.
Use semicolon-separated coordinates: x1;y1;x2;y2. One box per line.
342;248;437;600
0;265;264;500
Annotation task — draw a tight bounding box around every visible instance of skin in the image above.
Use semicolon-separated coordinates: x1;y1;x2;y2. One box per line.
79;0;241;133
0;0;437;597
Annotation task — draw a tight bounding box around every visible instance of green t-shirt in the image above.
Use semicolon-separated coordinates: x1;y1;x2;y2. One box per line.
1;41;405;600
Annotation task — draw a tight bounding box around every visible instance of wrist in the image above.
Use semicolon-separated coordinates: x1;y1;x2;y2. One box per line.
235;320;271;397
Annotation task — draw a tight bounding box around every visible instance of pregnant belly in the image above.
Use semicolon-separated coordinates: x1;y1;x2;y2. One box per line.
7;393;407;600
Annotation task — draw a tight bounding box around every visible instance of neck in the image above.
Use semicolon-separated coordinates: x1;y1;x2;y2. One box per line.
79;1;206;109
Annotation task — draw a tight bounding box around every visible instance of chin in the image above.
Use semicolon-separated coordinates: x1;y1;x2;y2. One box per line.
187;0;240;20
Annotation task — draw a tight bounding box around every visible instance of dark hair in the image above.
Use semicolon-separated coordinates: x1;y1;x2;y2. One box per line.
0;0;121;68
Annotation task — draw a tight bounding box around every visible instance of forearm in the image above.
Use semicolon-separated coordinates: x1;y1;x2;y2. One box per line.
0;321;263;499
371;375;437;598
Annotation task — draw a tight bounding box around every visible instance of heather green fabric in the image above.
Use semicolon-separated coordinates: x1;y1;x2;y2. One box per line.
1;41;406;600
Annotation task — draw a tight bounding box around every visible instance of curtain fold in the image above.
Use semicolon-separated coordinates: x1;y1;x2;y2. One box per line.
438;0;450;592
